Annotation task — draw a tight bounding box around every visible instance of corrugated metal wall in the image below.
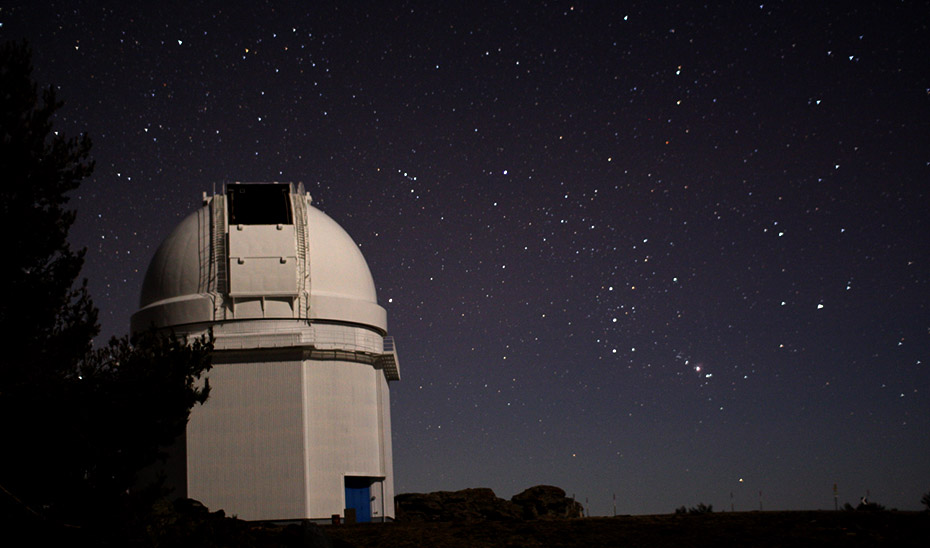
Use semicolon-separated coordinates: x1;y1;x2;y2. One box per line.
187;359;308;520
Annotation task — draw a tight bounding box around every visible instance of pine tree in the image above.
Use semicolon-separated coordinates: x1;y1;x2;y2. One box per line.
74;330;212;527
0;42;213;539
0;39;100;523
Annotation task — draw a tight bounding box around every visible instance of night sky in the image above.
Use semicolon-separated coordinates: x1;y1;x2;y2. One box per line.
4;1;929;515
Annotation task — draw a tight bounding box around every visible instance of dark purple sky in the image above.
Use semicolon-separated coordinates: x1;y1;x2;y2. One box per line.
4;1;928;515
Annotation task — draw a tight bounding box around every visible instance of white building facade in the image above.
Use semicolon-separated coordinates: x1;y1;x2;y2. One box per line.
131;183;399;522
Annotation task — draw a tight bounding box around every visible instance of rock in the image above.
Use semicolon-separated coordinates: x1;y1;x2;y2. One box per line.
395;488;522;522
394;491;446;522
395;485;584;522
511;485;584;519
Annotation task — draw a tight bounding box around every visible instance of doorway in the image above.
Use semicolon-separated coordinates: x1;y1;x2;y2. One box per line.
344;476;373;523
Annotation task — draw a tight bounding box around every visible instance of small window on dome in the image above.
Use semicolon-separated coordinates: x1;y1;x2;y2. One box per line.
226;184;293;225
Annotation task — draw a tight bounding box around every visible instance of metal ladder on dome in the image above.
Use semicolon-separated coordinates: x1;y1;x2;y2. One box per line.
292;190;310;318
210;193;228;319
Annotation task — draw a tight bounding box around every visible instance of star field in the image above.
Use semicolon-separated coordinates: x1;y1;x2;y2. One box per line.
3;1;928;515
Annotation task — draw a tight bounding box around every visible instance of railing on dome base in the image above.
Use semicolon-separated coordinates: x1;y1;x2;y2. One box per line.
377;336;400;381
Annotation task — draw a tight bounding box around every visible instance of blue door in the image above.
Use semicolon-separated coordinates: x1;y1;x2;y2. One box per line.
345;477;372;522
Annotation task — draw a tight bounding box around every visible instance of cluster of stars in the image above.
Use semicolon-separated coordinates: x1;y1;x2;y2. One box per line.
3;1;927;516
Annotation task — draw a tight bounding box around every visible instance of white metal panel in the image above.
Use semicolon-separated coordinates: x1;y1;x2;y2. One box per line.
139;207;210;308
228;257;298;296
309;294;387;333
228;224;297;257
303;360;386;519
131;294;213;333
378;373;395;518
307;207;378;303
311;323;383;353
187;360;308;521
227;224;298;297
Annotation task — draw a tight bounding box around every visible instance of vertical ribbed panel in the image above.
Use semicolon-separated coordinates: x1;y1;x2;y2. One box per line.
303;360;385;519
378;373;395;518
187;359;307;520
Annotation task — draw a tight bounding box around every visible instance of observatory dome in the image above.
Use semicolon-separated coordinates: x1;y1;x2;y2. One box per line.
131;183;387;333
130;183;400;522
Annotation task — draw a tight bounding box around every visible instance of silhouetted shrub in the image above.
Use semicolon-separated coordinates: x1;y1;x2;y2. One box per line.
675;503;713;514
689;503;713;514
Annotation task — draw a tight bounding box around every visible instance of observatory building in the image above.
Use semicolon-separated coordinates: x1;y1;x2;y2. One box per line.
131;182;399;522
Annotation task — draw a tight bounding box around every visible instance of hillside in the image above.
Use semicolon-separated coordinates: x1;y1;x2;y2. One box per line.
325;511;929;548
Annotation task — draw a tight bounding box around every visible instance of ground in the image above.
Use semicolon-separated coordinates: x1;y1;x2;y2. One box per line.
323;511;929;548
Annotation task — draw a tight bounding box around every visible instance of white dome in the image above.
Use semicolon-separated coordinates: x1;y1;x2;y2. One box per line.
138;208;209;309
305;206;379;305
131;187;386;333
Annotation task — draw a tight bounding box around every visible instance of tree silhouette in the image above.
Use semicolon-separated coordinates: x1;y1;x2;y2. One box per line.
73;329;212;525
0;41;213;538
0;39;99;523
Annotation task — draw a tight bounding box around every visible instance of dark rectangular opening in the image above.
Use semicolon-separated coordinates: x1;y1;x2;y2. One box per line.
226;183;293;225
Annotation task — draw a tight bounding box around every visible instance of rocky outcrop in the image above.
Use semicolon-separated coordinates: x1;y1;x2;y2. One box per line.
395;485;583;522
395;488;522;522
511;485;584;519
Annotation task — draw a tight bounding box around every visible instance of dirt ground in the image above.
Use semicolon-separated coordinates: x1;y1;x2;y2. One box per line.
324;511;929;548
